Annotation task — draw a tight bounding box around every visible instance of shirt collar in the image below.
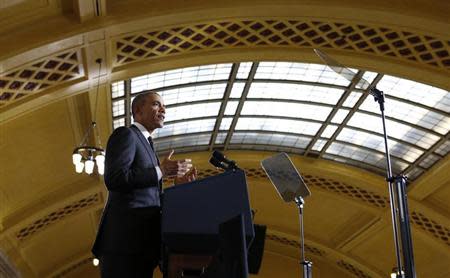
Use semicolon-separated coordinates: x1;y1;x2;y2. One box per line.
133;122;152;140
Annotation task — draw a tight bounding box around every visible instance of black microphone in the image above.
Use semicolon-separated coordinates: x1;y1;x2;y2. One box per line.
212;150;235;165
211;150;238;170
209;156;227;170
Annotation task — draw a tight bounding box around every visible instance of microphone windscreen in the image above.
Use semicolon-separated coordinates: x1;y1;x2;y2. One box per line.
209;156;225;169
212;150;226;161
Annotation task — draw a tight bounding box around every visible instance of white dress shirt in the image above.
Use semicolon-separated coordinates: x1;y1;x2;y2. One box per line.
133;121;163;181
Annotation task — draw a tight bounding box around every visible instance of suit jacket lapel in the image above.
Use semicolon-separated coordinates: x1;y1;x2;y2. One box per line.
130;125;158;165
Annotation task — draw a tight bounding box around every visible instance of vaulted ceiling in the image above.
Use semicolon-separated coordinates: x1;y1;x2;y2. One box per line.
0;1;449;277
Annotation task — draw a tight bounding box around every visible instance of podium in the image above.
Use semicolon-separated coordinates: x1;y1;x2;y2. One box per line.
161;169;254;277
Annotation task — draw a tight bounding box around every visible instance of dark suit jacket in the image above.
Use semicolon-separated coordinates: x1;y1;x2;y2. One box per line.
92;125;162;257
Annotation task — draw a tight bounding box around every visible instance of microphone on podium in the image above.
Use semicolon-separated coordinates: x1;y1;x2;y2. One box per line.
209;150;239;171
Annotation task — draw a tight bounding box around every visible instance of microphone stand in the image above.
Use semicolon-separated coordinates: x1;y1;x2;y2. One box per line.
370;88;416;278
294;196;312;278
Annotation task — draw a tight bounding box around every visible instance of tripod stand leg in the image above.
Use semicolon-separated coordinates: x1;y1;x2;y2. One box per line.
301;261;312;278
394;176;416;278
295;197;313;278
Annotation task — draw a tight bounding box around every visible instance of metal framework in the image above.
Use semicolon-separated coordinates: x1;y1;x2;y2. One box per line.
110;61;450;181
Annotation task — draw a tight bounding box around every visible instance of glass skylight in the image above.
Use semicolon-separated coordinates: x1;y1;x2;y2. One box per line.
343;91;363;108
377;75;449;113
235;118;321;135
230;82;245;98
111;81;125;98
240;101;332;121
347;112;441;149
155;134;211;150
153;119;215;138
359;97;450;135
256;62;352;86
131;64;232;93
236;62;252;79
111;61;450;180
165;102;221;122
248;83;344;105
231;132;311;149
224;101;239;116
157;83;226;105
112;100;125;117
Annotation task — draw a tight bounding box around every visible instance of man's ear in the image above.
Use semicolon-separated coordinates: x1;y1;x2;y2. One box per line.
133;106;141;119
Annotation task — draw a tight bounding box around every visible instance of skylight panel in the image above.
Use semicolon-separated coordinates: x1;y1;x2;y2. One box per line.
347;112;441;148
154;134;211;150
405;168;424;180
111;81;125;98
357;71;378;88
153;119;215;138
337;128;424;162
230;132;311;148
235;118;321;135
312;139;327;152
248;83;344;104
112;100;125;117
236;62;253;79
158;83;226;105
256;62;351;86
343;91;363;108
230;82;245;98
113;118;125;130
434;140;450;156
322;125;338;138
215;132;227;144
331;109;350;124
224;101;239;115
377;75;449;113
130;63;232;93
418;154;440;169
359;97;450;135
165;102;221;122
219;117;233;130
241;101;332;121
326;142;408;173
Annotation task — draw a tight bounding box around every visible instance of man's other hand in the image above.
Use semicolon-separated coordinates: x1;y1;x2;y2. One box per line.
174;167;197;185
160;150;192;178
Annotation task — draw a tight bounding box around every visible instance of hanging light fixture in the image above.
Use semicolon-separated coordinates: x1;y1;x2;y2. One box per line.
390;267;405;278
72;58;105;175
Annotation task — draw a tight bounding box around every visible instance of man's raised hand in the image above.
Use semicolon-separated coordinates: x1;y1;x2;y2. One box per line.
160;150;193;178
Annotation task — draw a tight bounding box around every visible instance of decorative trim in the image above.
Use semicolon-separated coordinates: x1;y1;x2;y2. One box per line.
15;193;101;241
113;19;450;71
0;49;84;108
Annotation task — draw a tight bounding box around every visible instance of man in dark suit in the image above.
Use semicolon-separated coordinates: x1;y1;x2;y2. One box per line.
92;92;196;278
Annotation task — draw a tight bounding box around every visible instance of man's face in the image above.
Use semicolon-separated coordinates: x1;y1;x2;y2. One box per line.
136;93;166;132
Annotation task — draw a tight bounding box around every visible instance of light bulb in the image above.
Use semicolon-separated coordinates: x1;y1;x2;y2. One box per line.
96;153;105;175
95;153;105;164
72;153;82;165
97;165;104;175
92;258;99;266
85;159;95;174
75;162;84;173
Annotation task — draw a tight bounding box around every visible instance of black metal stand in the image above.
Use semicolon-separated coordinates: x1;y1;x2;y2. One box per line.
294;197;312;278
370;88;416;278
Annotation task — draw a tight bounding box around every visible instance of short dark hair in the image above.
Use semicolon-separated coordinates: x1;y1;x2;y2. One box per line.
131;91;160;119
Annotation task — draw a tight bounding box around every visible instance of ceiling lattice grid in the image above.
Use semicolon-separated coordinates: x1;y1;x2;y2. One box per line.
112;19;450;71
0;49;84;108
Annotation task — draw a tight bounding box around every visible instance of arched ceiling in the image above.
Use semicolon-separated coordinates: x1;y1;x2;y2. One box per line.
0;1;449;277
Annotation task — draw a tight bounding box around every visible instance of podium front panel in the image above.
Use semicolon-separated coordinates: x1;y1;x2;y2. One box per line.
162;169;254;253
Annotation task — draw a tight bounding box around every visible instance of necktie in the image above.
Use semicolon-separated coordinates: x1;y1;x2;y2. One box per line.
147;136;160;165
148;136;162;193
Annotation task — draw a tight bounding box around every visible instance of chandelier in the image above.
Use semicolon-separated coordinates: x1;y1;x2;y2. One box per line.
72;58;105;175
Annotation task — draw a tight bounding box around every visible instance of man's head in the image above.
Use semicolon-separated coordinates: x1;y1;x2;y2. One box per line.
132;92;166;133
